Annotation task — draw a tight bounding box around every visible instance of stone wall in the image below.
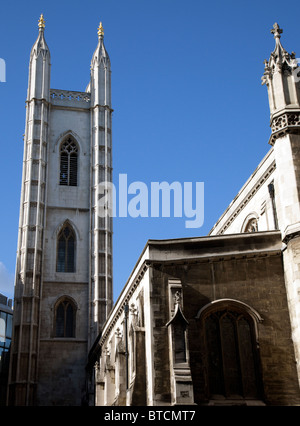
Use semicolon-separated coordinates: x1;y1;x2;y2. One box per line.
93;234;300;406
150;251;300;405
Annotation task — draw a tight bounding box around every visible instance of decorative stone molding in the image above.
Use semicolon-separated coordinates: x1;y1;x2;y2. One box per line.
214;161;276;234
282;222;300;244
196;298;263;324
167;279;183;316
262;23;298;85
99;262;149;344
50;89;91;103
115;327;122;339
261;23;300;145
269;111;300;145
166;279;195;405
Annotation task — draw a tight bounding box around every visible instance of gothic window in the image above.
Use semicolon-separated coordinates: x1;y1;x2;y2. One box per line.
202;306;262;401
59;137;78;186
55;298;76;338
56;223;76;272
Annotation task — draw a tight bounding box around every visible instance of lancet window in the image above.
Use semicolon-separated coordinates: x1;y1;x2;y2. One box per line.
59;137;78;186
201;304;262;401
56;222;76;273
54;298;76;338
172;315;187;363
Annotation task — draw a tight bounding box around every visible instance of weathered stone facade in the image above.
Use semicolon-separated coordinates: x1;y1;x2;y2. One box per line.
90;234;300;406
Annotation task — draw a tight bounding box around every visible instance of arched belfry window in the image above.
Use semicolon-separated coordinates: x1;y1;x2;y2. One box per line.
54;298;76;338
57;222;76;272
59;136;78;186
197;300;263;403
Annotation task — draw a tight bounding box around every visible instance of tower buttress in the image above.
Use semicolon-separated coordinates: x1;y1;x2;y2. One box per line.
8;14;51;405
262;23;300;385
90;22;113;340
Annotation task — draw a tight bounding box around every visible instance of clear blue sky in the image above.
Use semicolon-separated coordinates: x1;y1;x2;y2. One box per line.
0;0;299;301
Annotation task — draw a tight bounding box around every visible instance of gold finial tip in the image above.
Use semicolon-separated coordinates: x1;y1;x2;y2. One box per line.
38;14;45;29
98;21;104;38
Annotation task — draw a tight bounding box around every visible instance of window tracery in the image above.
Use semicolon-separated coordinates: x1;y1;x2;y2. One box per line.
59;137;78;186
199;302;263;401
54;298;76;338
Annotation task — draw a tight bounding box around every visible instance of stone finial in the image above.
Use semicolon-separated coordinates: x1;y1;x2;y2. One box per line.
38;14;45;30
262;22;297;87
115;327;122;339
130;303;137;315
98;22;104;39
271;23;283;40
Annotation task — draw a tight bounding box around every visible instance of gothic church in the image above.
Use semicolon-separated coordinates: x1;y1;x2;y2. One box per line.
7;17;300;405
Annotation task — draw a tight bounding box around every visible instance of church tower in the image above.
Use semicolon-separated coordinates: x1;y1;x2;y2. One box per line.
8;15;113;405
262;23;300;383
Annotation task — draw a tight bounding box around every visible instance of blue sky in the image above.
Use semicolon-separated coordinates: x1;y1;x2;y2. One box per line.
0;0;299;301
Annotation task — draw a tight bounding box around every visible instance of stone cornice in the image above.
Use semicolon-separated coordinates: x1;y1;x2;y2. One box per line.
209;159;276;235
98;261;149;347
26;97;51;106
282;222;300;244
90;104;114;113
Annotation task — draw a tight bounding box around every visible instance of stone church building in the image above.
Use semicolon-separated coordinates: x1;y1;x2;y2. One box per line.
7;17;300;405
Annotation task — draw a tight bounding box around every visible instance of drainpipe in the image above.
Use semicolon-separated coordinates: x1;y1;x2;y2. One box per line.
268;182;278;229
